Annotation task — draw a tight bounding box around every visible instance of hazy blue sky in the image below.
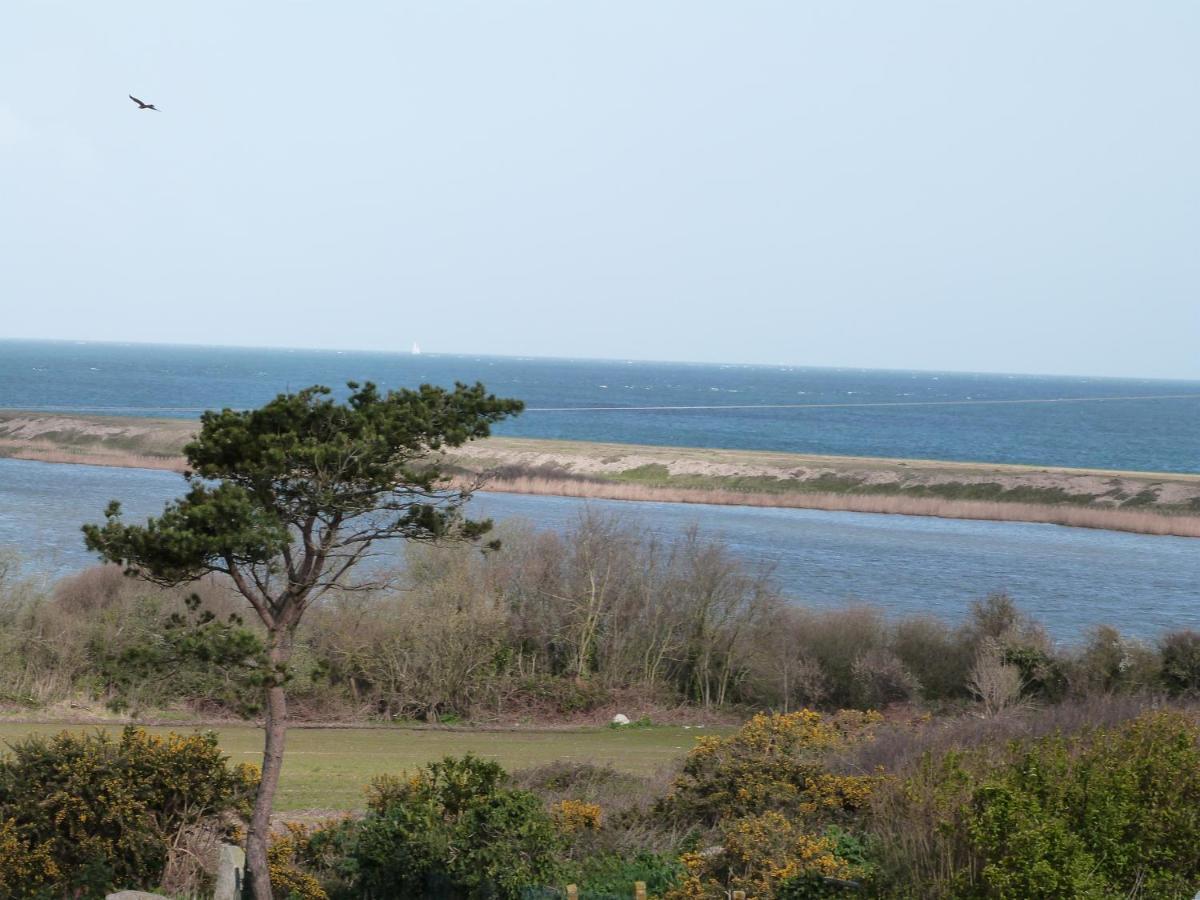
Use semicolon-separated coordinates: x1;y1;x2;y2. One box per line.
2;3;1198;378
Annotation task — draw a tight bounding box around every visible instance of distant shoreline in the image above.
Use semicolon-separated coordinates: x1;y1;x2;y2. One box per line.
2;410;1200;538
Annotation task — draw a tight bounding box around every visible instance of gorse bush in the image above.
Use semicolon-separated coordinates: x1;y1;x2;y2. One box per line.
661;710;880;826
316;754;563;899
660;712;881;900
0;726;256;899
673;814;871;900
268;823;332;900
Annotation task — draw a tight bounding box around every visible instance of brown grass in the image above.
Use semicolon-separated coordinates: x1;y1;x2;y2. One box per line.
482;474;1200;537
0;441;185;472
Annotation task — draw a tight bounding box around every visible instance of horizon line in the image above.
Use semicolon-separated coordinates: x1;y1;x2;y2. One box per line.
2;335;1197;386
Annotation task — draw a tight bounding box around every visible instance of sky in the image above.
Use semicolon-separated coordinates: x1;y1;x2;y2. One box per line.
2;3;1198;378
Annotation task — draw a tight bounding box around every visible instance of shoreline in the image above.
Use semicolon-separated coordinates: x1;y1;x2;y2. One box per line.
3;410;1200;537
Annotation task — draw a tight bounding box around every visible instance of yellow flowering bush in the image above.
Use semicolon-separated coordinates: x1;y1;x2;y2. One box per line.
268;823;330;900
0;818;59;896
551;798;603;833
661;710;881;825
671;812;861;899
0;726;257;898
656;711;882;899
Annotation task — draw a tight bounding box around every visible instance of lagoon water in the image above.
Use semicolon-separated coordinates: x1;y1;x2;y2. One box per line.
3;456;1197;641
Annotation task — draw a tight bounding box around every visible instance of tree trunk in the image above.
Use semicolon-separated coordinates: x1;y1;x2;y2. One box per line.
246;628;293;900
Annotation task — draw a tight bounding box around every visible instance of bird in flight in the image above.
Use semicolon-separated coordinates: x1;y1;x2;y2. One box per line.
129;94;158;111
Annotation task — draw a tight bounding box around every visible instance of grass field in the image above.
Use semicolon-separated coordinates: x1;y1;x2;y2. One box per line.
0;723;717;811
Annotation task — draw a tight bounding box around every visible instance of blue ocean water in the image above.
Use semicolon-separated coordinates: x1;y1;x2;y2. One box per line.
3;339;1199;472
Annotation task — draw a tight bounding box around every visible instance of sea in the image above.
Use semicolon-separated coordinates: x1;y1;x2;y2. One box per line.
2;339;1199;639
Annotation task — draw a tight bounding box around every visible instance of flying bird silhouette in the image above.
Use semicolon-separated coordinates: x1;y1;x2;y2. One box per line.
129;95;158;111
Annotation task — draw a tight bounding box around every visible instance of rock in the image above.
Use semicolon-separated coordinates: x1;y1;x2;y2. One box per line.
213;843;246;900
106;893;170;900
611;713;631;725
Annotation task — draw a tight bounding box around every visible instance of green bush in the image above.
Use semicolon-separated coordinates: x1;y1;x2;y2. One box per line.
0;726;256;899
969;711;1200;898
320;754;563;899
1001;644;1068;703
872;710;1200;899
1159;630;1200;696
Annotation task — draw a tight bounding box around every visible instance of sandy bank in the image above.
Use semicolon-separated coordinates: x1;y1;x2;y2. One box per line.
2;411;1199;537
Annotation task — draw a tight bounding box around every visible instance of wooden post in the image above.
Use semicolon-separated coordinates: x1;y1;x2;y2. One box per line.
566;885;578;900
732;892;746;900
634;882;647;900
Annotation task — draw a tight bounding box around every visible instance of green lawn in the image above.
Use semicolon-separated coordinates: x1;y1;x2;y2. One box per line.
0;723;719;811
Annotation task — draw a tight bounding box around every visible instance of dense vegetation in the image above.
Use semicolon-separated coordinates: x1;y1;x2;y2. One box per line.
3;515;1199;723
5;515;1200;896
0;727;255;898
3;705;1199;898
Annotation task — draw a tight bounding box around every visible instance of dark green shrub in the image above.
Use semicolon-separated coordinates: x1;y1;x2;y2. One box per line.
1002;644;1068;702
891;617;973;701
0;726;256;899
323;755;562;899
1159;630;1200;696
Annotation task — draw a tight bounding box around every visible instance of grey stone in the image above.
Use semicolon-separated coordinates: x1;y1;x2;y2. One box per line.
106;893;170;900
213;842;246;900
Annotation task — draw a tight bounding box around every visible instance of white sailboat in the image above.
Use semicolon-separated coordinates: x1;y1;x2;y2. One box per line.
411;342;421;355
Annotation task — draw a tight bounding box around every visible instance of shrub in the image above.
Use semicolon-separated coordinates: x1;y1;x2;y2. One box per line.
0;726;256;898
661;710;880;826
890;617;973;702
851;649;920;709
671;814;870;899
1001;644;1068;703
1159;630;1200;696
324;754;562;899
869;710;1200;898
0;819;58;897
970;711;1200;897
552;799;603;833
268;823;331;900
789;608;888;709
967;643;1025;716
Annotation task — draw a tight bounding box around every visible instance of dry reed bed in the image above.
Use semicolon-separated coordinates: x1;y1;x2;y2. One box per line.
483;474;1200;538
0;443;185;472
